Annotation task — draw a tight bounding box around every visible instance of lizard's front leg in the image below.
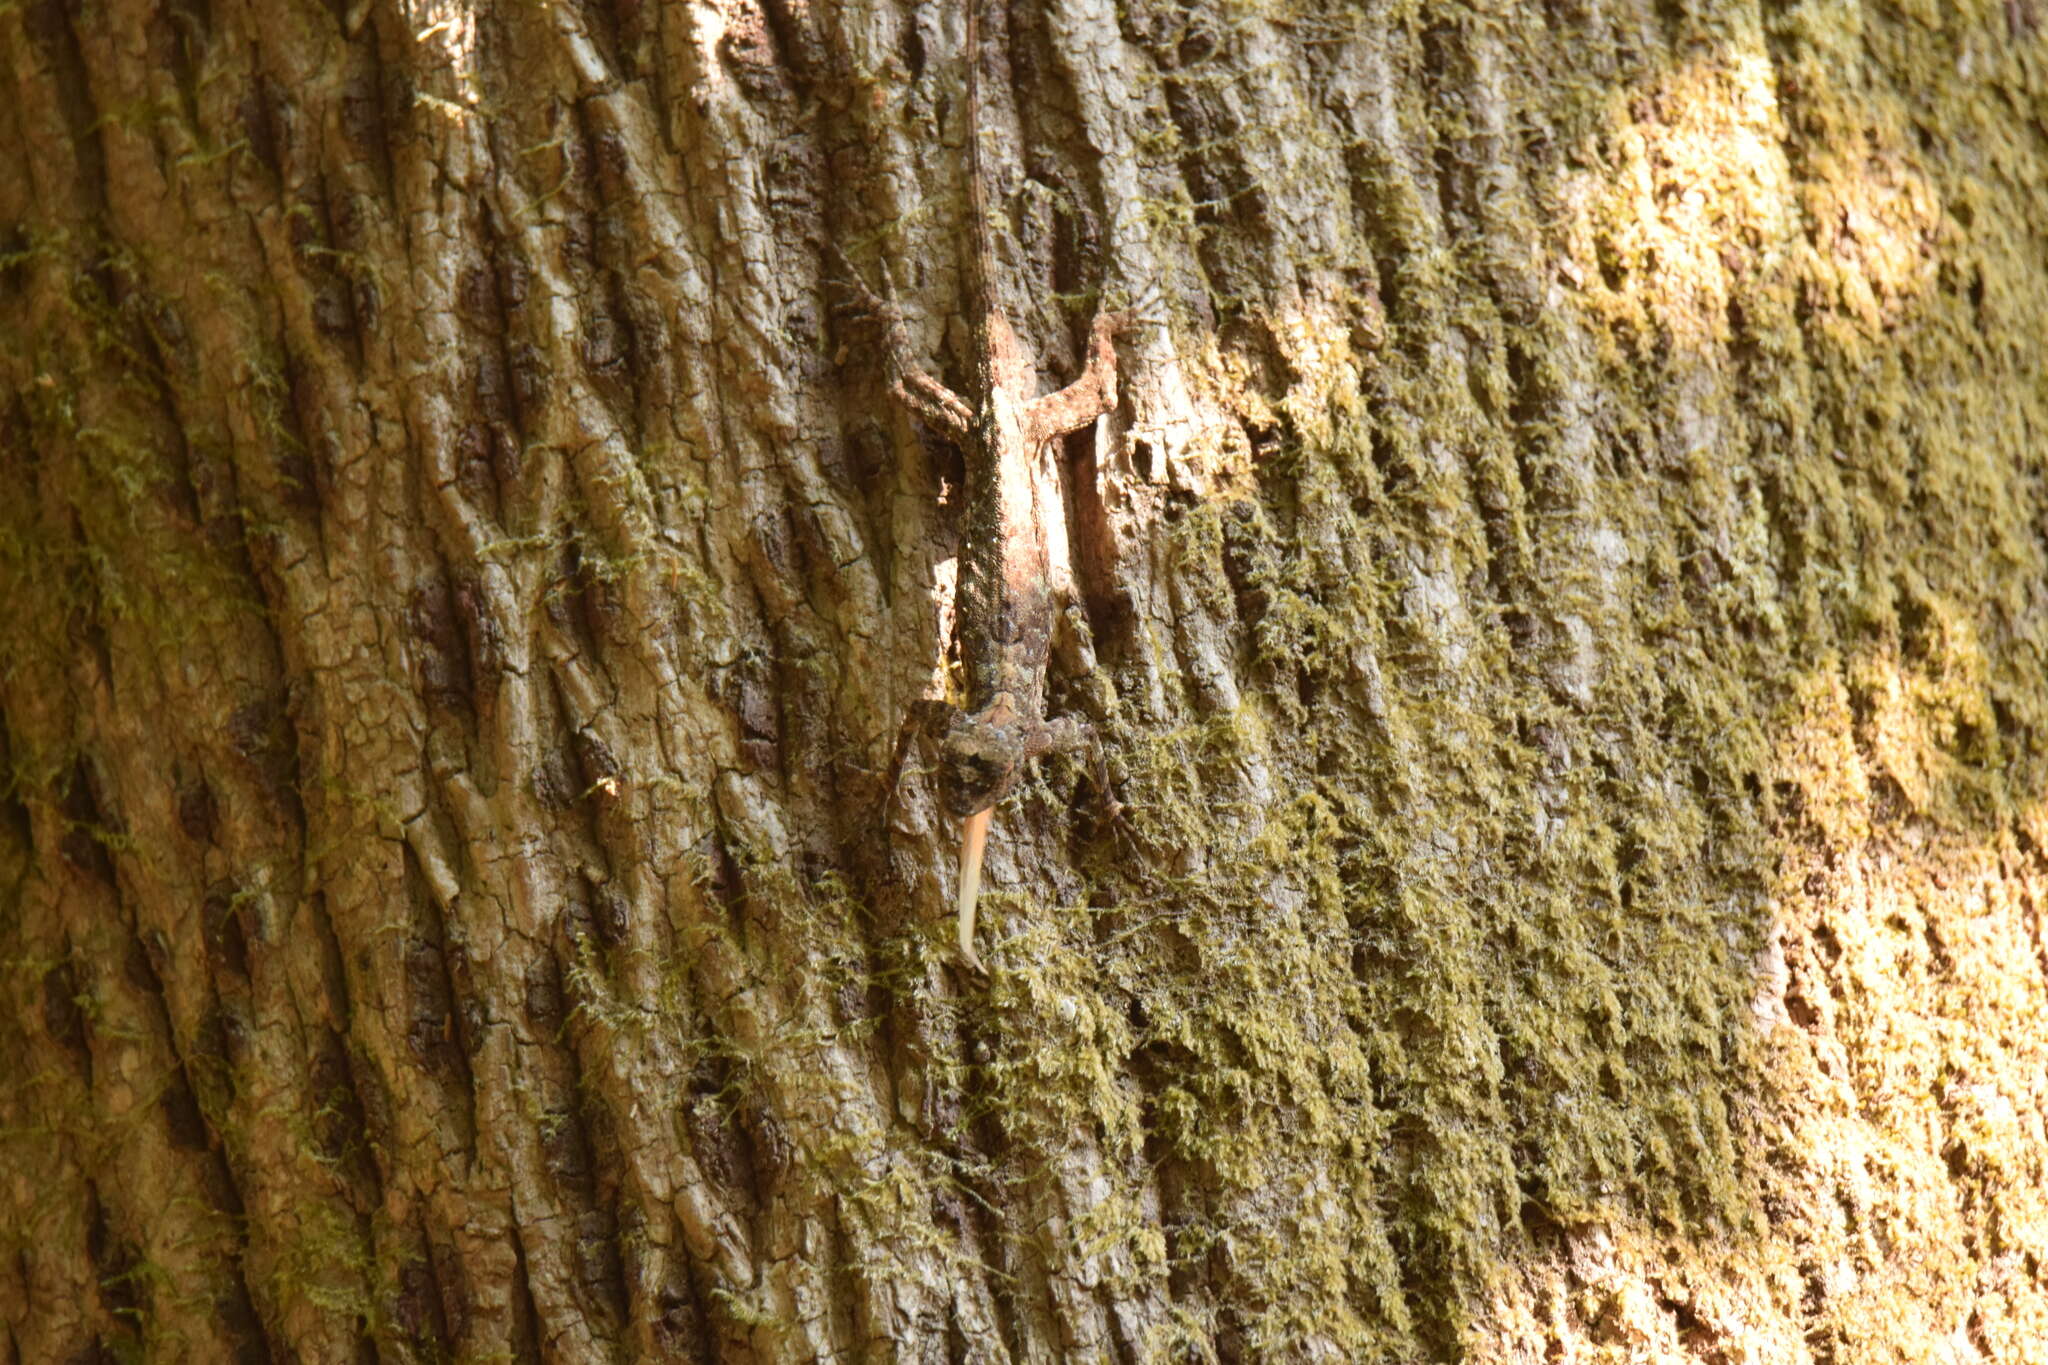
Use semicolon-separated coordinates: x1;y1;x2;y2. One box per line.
1037;715;1123;824
884;698;961;827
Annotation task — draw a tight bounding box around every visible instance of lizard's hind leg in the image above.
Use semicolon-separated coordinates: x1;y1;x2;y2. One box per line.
827;246;974;437
890;374;974;434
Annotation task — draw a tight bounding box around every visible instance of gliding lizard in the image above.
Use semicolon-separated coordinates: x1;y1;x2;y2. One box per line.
844;0;1132;972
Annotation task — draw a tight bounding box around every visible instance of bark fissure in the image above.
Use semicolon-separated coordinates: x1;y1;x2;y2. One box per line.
9;1;2048;1360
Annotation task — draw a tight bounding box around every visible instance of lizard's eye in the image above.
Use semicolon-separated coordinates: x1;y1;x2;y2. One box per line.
942;754;1013;817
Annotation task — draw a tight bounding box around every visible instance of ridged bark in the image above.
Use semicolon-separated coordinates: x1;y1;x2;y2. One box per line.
4;0;2046;1360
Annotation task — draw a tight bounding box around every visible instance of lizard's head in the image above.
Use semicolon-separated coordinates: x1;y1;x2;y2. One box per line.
937;721;1026;820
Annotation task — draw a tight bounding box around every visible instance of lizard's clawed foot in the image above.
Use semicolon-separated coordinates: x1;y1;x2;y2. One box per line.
1099;793;1149;872
824;243;901;323
883;698;963;834
1112;281;1166;335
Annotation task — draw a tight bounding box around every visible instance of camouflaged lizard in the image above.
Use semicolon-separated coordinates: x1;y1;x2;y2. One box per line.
846;0;1130;972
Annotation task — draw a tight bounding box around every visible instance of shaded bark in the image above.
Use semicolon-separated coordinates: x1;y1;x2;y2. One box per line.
4;0;2047;1360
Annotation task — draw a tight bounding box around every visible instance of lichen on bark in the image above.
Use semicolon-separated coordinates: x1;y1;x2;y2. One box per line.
3;0;2047;1361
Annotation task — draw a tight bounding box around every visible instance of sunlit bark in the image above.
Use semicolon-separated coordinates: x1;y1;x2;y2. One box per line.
4;1;2047;1360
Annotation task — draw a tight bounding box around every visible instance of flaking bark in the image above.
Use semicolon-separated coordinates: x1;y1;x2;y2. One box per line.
5;2;2048;1362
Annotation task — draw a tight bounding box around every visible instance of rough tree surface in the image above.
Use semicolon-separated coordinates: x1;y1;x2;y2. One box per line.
3;0;2046;1360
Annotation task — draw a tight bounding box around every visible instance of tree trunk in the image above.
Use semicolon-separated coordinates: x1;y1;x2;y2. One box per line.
5;0;2047;1360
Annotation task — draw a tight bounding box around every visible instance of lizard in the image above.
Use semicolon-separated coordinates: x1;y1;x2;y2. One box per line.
841;0;1133;973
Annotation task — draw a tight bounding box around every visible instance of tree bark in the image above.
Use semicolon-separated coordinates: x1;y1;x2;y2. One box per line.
5;0;2047;1360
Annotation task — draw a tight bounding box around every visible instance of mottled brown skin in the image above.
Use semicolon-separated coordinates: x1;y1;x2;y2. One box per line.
890;302;1127;824
852;0;1128;965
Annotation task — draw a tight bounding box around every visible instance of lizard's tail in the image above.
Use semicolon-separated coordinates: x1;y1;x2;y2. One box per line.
956;806;993;973
963;0;994;323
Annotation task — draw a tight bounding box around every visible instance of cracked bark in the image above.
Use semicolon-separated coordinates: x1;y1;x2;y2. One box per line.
6;1;2048;1361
